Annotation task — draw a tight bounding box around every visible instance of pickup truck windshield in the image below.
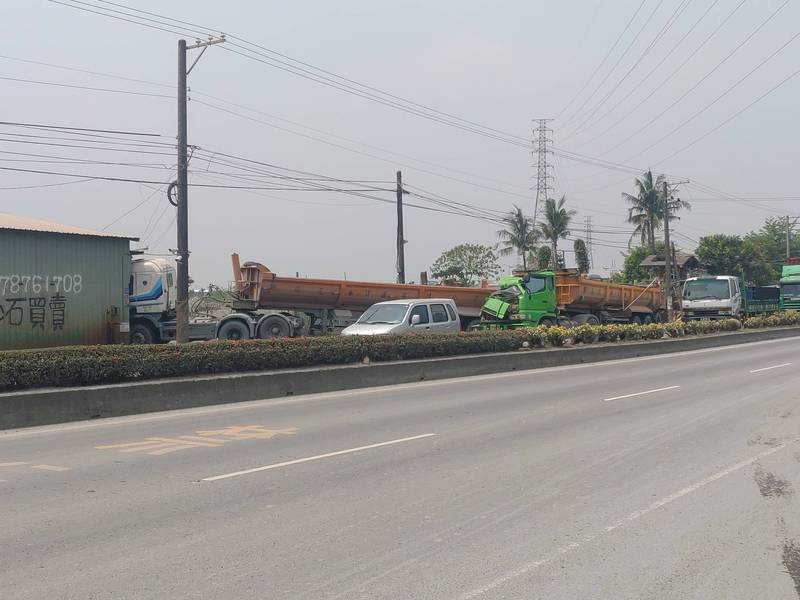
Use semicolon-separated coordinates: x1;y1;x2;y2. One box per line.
684;279;730;300
781;282;800;297
358;304;407;324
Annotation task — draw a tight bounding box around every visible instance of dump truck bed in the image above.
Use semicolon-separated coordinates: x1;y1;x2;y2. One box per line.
555;272;663;314
233;256;494;317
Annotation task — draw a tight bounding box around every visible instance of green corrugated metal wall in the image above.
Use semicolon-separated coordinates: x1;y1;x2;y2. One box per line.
0;230;130;349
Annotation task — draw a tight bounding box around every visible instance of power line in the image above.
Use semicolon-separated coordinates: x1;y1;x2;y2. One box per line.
580;0;727;145
2;51;534;198
0;53;173;89
561;0;693;142
653;66;800;167
51;0;533;149
0;74;173;98
601;0;791;157
0;120;163;137
554;0;649;121
0;177;95;190
191;98;532;200
558;0;667;129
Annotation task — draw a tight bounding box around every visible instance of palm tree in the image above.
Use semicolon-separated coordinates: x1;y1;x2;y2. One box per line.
622;170;664;252
497;205;538;270
538;196;576;269
623;171;692;252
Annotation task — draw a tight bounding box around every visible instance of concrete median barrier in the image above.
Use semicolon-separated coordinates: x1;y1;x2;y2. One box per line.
2;326;799;430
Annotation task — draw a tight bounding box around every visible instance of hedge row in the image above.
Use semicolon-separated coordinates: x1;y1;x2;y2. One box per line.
0;311;798;392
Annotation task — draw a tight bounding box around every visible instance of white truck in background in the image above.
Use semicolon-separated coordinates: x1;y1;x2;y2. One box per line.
681;275;743;320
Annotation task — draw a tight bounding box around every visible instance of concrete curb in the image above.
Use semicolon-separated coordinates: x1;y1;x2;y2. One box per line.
2;327;799;430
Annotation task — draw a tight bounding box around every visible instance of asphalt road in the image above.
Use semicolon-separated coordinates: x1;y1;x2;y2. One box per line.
3;337;800;599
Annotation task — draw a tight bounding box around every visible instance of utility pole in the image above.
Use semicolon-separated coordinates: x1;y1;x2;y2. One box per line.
175;36;225;343
661;179;689;321
532;119;553;228
663;180;673;322
396;170;405;284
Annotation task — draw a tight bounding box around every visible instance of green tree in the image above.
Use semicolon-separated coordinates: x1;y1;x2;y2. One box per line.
696;234;776;285
533;246;552;270
573;238;590;273
611;243;663;283
497;205;538;270
430;243;500;287
538;196;576;269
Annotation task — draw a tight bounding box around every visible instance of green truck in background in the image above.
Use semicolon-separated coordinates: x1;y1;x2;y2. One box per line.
780;262;800;311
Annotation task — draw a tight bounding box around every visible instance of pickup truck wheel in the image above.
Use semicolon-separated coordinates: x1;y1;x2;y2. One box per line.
258;315;292;338
218;320;250;340
130;322;157;344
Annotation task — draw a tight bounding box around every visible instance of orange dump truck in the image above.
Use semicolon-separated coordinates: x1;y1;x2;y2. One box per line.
215;254;495;338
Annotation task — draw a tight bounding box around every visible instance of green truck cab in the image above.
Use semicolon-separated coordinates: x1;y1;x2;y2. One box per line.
780;264;800;311
479;272;558;328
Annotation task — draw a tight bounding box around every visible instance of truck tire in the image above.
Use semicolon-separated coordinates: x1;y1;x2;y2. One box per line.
643;314;653;324
130;321;157;344
572;314;600;325
258;315;292;338
540;317;556;327
218;319;250;340
631;314;643;325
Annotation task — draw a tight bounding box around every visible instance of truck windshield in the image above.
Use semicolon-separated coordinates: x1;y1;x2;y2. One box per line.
781;282;800;297
358;304;407;324
684;279;730;300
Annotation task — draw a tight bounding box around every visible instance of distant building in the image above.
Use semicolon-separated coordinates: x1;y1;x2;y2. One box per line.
640;249;701;282
0;213;137;349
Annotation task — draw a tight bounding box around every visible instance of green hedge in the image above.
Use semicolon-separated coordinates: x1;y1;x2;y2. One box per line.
0;311;798;392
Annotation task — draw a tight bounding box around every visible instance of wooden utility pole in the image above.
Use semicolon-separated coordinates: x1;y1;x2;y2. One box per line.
175;36;224;343
396;170;405;284
663;180;673;322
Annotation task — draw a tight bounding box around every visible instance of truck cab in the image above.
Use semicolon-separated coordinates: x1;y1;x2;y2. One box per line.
480;272;558;327
780;264;800;311
682;275;743;320
129;258;177;343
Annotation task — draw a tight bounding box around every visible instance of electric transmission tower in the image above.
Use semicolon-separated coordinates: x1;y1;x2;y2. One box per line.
532;119;554;227
584;215;594;269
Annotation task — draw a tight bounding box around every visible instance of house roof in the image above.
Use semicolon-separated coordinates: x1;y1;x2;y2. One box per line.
0;212;138;241
640;250;698;268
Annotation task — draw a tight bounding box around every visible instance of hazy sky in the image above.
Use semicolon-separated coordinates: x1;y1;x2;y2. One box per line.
3;0;799;286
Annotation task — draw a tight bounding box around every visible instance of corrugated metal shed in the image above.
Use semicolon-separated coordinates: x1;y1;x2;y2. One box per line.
0;212;139;240
0;214;135;350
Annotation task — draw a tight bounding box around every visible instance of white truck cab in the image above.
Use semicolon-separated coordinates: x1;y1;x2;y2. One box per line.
682;275;743;320
130;258;174;315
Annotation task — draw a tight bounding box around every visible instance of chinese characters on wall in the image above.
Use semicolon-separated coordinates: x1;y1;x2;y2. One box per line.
0;275;82;332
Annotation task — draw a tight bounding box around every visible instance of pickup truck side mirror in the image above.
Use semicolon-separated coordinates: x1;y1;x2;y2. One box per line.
410;314;421;325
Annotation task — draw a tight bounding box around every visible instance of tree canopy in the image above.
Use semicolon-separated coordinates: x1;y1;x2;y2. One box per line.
497;205;538;270
430;243;500;287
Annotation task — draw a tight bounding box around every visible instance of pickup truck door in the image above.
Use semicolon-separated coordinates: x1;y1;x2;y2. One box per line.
429;303;456;333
